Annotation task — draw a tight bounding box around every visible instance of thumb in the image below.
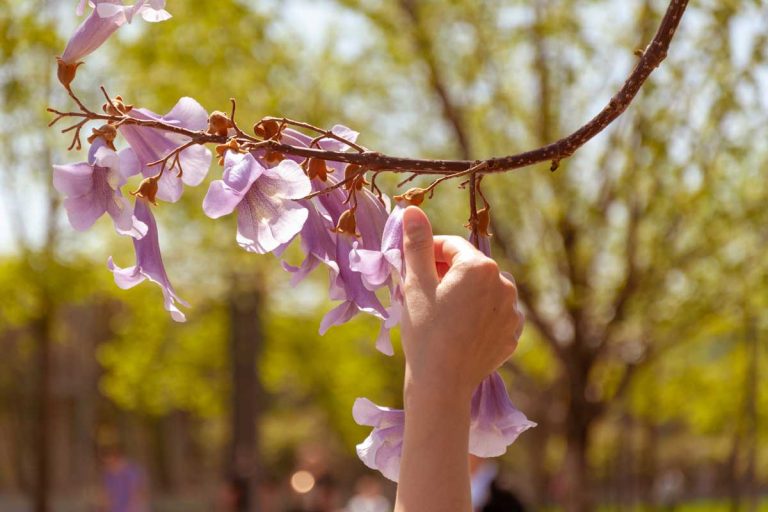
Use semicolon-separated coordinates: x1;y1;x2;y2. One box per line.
402;206;438;289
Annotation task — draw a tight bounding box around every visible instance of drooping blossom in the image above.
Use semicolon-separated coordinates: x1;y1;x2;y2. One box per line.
352;398;405;482
119;97;212;203
107;198;189;322
59;1;171;86
353;372;534;482
263;126;391;339
53;136;147;238
349;201;405;290
469;372;537;457
203;151;311;254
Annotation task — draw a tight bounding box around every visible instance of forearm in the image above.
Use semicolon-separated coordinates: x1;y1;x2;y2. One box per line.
395;377;473;512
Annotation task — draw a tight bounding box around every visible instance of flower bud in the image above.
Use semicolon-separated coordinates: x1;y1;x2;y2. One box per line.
331;208;359;237
56;58;83;88
131;176;159;205
253;119;280;140
208;111;233;137
87;124;118;150
307;158;330;181
393;187;426;206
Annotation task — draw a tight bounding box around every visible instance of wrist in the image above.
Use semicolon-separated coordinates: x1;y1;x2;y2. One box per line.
403;365;474;413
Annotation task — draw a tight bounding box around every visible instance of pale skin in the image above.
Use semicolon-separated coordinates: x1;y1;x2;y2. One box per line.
394;206;524;512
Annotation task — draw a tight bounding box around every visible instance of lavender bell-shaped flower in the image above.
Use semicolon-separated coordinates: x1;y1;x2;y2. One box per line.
59;1;171;86
469;371;537;457
268;125;391;338
53;135;147;238
119;97;212;203
352;398;405;482
107;198;189;322
202;151;311;254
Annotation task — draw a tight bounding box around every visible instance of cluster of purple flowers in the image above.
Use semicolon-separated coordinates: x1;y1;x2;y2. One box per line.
53;0;534;480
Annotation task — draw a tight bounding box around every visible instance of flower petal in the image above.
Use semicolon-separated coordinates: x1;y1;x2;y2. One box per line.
53;162;94;197
203;181;243;219
236;192;308;254
263;159;311;200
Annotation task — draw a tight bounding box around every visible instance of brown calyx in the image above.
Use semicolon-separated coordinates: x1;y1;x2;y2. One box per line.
56;58;83;88
394;187;427;206
208;111;233;137
87;124;118;150
253;119;281;140
307;158;331;181
344;164;367;190
215;138;245;166
331;208;359;237
103;95;133;116
131;176;159;205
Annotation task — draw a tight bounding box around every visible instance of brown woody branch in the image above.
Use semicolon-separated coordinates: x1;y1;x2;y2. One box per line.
49;0;688;181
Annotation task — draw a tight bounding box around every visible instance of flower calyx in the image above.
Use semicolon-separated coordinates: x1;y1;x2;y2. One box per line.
332;208;359;237
344;164;368;190
253;119;281;140
215;138;245;166
464;206;492;237
131;176;160;206
306;158;332;181
103;95;133;116
87;124;118;150
56;58;83;88
207;111;233;137
393;187;427;206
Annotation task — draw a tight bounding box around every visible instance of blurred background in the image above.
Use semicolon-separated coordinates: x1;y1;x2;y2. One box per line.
1;0;767;510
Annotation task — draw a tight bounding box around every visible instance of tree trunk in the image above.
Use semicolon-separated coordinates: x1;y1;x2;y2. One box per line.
228;275;265;512
562;353;596;512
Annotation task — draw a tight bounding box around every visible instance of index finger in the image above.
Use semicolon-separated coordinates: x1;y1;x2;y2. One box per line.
433;235;482;266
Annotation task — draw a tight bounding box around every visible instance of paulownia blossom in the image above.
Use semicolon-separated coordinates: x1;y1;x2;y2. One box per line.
352;235;535;481
353;371;535;482
352;398;405;482
59;1;170;86
53;134;147;239
203;151;311;254
267;126;393;345
119;97;213;203
107;198;189;322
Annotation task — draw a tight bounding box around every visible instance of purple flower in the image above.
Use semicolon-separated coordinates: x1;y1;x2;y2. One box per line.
107;198;189;322
53;137;147;238
352;398;405;482
61;1;170;67
348;201;406;354
267;125;391;338
349;201;405;289
354;373;535;482
203;151;311;254
119;97;212;203
469;372;537;457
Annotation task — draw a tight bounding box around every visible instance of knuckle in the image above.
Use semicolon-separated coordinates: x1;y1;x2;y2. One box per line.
469;257;499;278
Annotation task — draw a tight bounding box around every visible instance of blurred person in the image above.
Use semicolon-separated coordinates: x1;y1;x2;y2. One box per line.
394;207;525;512
345;474;390;512
99;445;149;512
469;456;526;512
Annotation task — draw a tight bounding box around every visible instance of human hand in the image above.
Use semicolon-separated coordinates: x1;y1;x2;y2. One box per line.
400;206;524;405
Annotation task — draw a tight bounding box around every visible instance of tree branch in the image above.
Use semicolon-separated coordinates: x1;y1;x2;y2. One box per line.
49;0;689;181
